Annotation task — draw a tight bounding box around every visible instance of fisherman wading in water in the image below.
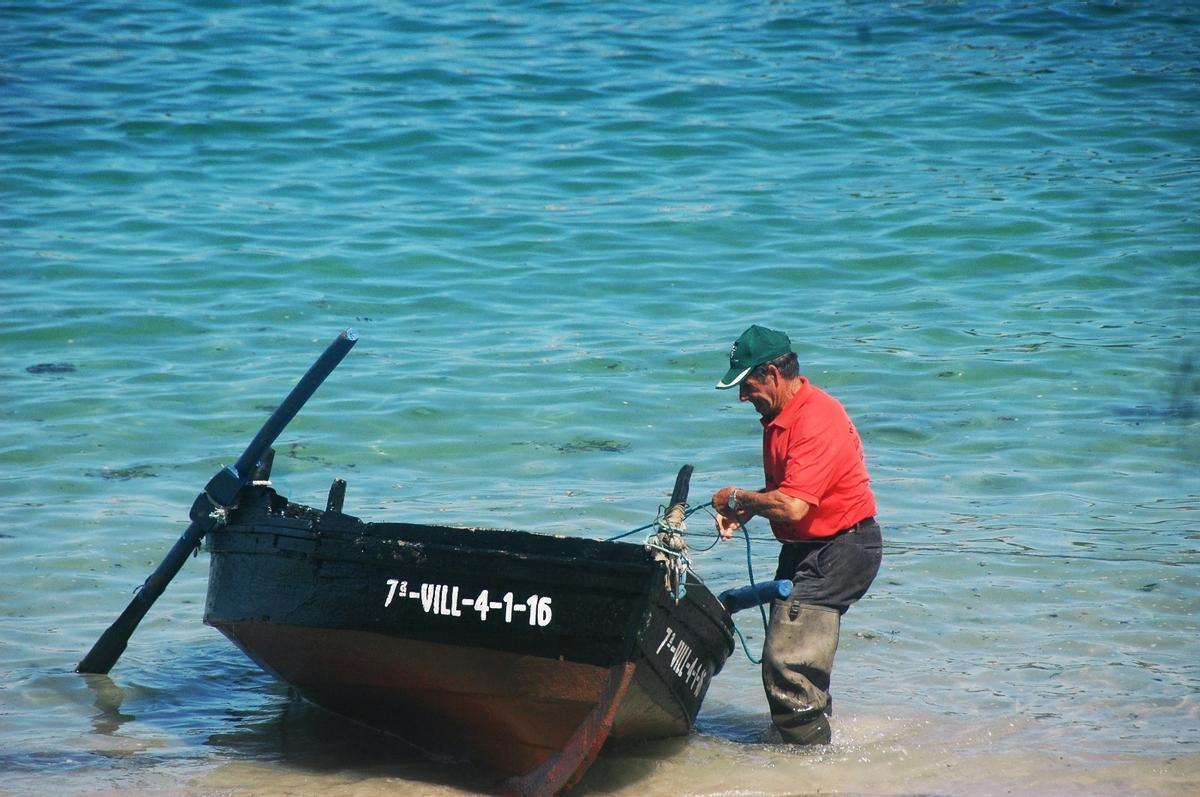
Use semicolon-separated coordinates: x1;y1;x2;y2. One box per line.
711;325;883;744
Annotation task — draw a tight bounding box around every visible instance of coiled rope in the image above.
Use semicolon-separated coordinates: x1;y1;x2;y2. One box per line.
606;504;770;664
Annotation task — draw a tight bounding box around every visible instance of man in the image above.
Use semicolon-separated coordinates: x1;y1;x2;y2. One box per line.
711;324;882;745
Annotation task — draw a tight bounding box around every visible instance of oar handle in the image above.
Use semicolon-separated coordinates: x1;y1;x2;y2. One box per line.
76;329;359;675
205;329;359;508
232;330;358;487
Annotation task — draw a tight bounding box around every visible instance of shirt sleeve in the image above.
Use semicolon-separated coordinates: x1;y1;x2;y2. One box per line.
776;422;845;507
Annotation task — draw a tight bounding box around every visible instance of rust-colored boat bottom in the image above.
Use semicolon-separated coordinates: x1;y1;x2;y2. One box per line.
213;621;645;796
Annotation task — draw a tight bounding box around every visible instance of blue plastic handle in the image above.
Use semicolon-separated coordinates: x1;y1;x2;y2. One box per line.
718;579;793;613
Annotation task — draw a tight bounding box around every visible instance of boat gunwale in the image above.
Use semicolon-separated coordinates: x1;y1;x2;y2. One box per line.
213;527;669;578
211;485;678;576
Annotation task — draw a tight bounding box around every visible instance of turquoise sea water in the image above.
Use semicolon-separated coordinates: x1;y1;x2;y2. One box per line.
2;2;1198;795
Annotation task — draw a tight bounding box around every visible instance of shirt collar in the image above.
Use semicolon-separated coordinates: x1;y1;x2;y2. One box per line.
761;377;811;429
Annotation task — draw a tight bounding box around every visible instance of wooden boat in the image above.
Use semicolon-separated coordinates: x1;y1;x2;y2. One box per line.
203;462;735;796
74;332;732;795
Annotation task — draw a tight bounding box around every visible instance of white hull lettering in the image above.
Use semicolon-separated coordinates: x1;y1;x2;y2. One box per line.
385;579;552;627
656;625;708;698
383;579;408;608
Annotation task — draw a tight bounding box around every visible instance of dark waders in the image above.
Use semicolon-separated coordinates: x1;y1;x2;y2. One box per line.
762;520;882;744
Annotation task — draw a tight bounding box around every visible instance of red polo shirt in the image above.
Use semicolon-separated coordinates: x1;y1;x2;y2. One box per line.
762;378;876;541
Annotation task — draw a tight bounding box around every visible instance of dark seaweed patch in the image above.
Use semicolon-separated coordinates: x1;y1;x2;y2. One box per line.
282;441;340;467
554;437;630;454
87;465;158;480
26;363;76;374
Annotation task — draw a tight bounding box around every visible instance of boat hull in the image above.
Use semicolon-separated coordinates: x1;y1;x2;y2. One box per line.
204;485;733;792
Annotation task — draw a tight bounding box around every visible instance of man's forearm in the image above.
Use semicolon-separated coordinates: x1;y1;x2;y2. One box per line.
712;485;811;523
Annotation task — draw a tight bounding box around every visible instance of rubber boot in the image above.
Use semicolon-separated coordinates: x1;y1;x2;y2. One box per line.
761;601;840;745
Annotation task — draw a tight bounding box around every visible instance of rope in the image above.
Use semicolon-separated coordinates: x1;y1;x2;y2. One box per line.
644;531;692;602
734;517;770;664
604;503;716;542
605;503;771;663
643;540;686;558
603;520;659;542
672;506;770;664
733;620;762;665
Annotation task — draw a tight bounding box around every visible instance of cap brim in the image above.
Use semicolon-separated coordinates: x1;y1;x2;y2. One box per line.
715;366;752;389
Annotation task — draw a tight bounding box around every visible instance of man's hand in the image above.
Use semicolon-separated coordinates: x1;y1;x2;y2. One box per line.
712;486;746;539
715;512;741;539
712;486;737;516
711;485;811;536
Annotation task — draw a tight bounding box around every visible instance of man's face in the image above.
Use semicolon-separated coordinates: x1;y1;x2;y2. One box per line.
738;366;782;419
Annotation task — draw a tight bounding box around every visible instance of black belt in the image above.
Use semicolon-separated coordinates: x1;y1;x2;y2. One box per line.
781;517;875;547
841;516;875;535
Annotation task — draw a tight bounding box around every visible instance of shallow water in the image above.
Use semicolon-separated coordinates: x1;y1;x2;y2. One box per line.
2;1;1198;795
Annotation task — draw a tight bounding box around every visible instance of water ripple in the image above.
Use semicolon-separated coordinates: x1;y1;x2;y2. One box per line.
2;1;1198;794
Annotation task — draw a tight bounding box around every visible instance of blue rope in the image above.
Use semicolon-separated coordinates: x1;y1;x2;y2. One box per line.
731;517;770;664
605;504;771;663
732;620;762;664
604;520;658;542
602;503;711;542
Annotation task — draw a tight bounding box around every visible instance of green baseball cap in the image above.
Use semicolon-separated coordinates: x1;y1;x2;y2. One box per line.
716;325;793;389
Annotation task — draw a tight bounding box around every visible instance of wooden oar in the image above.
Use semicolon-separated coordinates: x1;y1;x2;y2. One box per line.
76;329;359;675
